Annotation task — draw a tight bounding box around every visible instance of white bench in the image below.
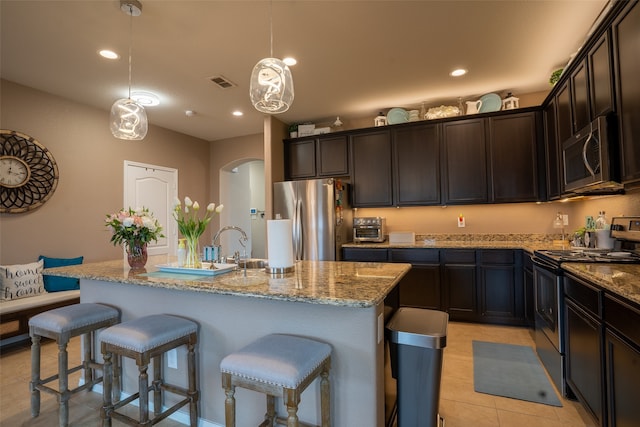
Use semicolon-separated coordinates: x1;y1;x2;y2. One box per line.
0;290;81;347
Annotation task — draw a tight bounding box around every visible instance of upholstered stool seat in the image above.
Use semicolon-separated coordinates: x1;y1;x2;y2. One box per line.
29;302;120;427
100;314;199;427
220;334;331;427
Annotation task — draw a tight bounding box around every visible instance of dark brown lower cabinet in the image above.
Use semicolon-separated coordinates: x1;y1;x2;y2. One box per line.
604;295;640;427
342;247;528;325
565;298;605;426
442;250;477;321
342;247;388;262
564;274;605;426
478;250;525;325
389;248;440;310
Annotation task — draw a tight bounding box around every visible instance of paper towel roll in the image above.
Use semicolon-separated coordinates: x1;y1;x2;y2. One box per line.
267;219;294;269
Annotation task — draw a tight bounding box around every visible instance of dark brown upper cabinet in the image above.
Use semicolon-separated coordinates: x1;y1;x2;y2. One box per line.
612;0;640;185
544;99;562;200
285;138;316;179
588;31;614;119
349;129;394;207
392;123;441;206
488;112;542;203
442;118;489;205
285;135;349;180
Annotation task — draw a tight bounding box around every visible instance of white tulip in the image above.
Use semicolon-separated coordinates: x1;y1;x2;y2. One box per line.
193;201;200;210
215;204;224;213
184;196;193;207
207;203;215;212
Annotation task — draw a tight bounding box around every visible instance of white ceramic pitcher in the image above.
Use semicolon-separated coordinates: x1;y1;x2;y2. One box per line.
466;100;483;114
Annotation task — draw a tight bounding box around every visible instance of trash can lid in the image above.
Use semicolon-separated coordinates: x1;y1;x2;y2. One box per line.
386;307;448;349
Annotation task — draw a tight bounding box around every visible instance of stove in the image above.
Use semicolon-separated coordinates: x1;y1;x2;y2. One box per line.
535;248;640;264
531;215;640;398
535;215;640;266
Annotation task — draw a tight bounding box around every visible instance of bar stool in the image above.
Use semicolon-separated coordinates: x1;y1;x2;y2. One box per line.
100;314;199;427
220;334;331;427
29;302;120;427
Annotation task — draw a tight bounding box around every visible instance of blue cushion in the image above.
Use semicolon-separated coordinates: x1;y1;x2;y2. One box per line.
38;256;83;292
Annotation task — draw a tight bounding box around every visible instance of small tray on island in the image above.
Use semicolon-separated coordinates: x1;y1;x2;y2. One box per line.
156;262;237;276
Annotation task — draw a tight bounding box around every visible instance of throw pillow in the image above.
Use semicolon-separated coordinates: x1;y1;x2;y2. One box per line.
39;256;83;292
0;259;45;301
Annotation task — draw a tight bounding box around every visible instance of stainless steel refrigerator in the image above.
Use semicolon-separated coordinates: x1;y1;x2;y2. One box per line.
273;178;352;261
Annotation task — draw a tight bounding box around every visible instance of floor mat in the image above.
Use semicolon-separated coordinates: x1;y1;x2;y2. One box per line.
472;340;562;407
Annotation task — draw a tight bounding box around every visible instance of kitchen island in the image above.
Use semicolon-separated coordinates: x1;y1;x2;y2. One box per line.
45;256;410;427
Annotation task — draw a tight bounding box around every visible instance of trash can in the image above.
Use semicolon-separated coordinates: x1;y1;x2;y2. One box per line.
386;307;448;427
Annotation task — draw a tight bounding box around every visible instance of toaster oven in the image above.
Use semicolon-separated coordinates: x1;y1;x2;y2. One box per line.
353;217;386;242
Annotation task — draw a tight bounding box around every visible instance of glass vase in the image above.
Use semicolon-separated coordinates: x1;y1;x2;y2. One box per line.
184;236;201;268
126;242;148;269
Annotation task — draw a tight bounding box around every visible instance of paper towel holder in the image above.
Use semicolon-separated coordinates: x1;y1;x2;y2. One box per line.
265;265;295;275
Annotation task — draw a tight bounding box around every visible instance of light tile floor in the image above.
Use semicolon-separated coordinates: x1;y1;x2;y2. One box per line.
0;322;596;426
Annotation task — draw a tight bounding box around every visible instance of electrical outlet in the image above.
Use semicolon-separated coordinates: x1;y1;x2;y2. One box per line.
562;214;569;226
167;349;178;369
458;214;466;228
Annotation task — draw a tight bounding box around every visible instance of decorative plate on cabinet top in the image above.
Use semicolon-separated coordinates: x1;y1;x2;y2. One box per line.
386;108;409;125
478;93;502;113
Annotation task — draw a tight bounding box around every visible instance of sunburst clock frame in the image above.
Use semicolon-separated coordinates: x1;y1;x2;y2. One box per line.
0;130;59;213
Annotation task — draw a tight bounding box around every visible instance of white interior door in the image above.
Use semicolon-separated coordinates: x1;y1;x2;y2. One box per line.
124;161;178;256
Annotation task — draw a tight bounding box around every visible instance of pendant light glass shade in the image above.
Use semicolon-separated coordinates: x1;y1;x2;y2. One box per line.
110;98;148;140
111;0;147;140
250;57;294;114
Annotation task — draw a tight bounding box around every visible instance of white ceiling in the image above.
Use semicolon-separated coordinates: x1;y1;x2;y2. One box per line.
1;0;609;142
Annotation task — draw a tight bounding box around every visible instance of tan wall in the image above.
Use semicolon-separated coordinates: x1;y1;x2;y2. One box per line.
0;80;211;264
357;189;640;237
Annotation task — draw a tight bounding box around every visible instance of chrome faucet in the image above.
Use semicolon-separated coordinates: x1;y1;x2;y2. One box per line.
212;226;248;263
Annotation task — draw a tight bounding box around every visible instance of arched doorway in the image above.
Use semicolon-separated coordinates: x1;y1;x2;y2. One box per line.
218;159;266;260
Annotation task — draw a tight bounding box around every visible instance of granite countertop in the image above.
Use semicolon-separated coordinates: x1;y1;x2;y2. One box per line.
44;256;411;308
562;263;640;306
344;237;640;305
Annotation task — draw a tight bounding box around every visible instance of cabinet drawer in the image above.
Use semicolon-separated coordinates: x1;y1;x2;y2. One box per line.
564;274;602;318
442;249;475;264
389;248;439;264
604;294;640;347
342;248;388;262
478;249;515;264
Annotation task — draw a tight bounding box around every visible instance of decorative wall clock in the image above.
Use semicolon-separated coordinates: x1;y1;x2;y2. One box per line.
0;130;59;213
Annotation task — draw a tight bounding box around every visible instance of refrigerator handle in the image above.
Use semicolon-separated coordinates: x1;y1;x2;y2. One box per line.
295;199;303;259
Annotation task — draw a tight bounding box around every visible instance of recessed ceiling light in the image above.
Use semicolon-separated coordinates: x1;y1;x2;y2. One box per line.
185;110;196;117
232;111;243;117
450;69;467;77
283;57;297;66
99;49;119;60
130;91;160;106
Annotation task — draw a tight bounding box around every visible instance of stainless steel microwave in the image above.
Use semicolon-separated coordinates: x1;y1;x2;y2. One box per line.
561;115;622;195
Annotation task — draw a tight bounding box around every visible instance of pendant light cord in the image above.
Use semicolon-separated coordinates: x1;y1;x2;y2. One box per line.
269;0;273;58
127;4;134;99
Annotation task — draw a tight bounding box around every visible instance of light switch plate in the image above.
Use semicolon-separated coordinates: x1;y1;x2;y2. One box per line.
563;214;569;226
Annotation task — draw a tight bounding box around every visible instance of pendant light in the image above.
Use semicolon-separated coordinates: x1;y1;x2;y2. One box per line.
249;1;294;114
110;0;148;140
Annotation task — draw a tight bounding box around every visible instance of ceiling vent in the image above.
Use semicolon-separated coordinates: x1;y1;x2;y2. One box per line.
209;75;236;89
